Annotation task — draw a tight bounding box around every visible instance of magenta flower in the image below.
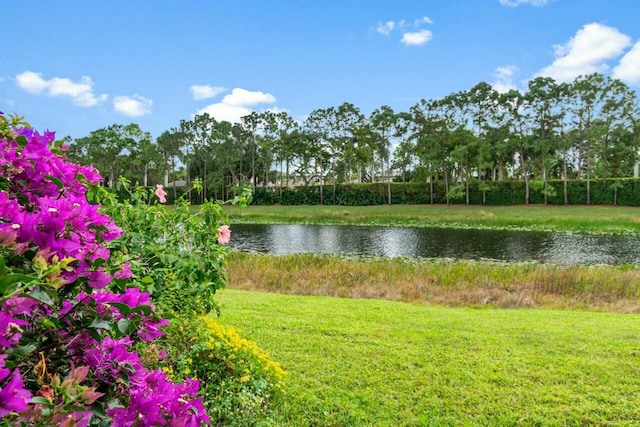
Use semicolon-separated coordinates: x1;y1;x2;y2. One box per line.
2;297;39;317
217;224;231;244
0;355;9;383
0;313;28;348
155;184;167;204
113;262;133;280
88;269;112;289
0;369;32;417
137;318;170;342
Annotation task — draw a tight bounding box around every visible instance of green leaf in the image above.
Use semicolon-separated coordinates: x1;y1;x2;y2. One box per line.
87;327;101;341
117;318;131;335
0;256;6;276
118;371;131;387
120;363;136;374
131;305;153;316
15;135;28;147
43;174;64;190
28;289;55;306
90;401;108;417
31;396;53;405
11;343;37;357
89;317;113;330
40;316;61;329
0;274;36;295
106;302;131;317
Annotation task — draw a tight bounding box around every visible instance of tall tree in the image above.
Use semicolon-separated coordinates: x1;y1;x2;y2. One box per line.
370;106;396;204
241;111;262;193
156;129;184;197
528;76;562;205
500;89;533;204
568;73;607;205
72;123;145;188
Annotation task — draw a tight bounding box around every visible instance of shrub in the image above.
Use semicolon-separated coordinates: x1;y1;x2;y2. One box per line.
99;179;242;316
156;315;286;427
98;175;287;425
0;113;208;425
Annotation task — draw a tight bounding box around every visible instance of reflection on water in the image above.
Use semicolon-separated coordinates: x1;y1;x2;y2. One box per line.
228;224;640;266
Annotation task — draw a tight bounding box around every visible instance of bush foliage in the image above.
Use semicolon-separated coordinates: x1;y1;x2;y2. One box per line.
249;178;640;206
0;112;284;425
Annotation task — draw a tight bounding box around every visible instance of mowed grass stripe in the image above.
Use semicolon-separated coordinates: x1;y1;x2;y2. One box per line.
215;289;640;426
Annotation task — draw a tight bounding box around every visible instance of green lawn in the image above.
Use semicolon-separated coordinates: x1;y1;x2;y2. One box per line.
222;204;640;235
215;289;640;426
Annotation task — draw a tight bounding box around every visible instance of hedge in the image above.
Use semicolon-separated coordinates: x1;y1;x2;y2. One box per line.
250;178;640;206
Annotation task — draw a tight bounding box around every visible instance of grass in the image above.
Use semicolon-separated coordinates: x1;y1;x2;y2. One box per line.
222;204;640;235
219;204;640;424
215;289;640;426
227;252;640;312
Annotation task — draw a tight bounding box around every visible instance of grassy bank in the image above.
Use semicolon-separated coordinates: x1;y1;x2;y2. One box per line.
222;204;640;235
215;289;640;426
227;252;640;312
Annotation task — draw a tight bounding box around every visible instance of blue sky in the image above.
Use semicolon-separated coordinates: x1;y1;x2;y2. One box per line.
2;0;640;140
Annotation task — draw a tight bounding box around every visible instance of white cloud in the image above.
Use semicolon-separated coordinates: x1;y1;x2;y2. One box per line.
499;0;555;6
265;106;290;115
414;16;433;26
535;23;631;82
195;103;251;123
376;21;395;36
220;88;276;107
612;41;640;86
492;65;519;93
376;16;433;46
194;87;277;123
113;95;152;117
15;71;49;94
401;30;433;46
189;84;226;100
15;71;107;107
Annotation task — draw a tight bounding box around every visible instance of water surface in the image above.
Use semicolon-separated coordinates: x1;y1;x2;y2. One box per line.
228;224;640;266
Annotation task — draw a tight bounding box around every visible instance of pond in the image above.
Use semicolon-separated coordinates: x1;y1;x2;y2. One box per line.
228;223;640;266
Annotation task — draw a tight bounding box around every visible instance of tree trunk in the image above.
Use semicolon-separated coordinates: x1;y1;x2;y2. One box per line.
251;135;256;193
429;175;434;205
563;153;568;206
444;162;450;206
520;150;529;205
543;167;548;206
171;157;177;200
203;157;207;203
387;158;391;205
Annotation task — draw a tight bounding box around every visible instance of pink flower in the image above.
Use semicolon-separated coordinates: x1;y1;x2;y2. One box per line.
155;184;167;204
217;225;231;244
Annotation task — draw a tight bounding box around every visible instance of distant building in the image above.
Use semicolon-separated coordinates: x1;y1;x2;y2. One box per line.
166;180;187;188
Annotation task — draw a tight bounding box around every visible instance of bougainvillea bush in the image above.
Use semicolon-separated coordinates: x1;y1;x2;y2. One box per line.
0;113;209;425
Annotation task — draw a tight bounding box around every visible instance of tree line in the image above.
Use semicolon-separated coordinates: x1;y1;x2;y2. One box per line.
68;72;640;205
